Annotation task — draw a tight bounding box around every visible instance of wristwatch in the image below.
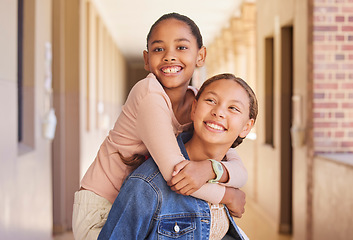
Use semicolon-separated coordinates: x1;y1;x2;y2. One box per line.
208;159;224;183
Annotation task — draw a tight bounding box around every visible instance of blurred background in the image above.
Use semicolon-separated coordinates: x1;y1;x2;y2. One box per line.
1;0;352;239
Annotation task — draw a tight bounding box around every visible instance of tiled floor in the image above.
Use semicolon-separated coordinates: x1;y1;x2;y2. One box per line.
54;200;293;240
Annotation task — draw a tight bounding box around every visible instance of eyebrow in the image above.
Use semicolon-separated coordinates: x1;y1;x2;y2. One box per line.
150;38;191;46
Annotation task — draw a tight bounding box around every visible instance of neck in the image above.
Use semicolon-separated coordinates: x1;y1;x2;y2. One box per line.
164;85;189;112
184;134;229;162
164;85;194;125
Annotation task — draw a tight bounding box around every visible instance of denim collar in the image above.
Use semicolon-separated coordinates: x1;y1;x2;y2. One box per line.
176;131;193;161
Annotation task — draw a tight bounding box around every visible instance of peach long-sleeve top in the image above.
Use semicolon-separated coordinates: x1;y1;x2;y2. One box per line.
81;73;248;204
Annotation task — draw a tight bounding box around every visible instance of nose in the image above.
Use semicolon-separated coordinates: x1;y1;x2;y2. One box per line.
211;106;225;118
163;49;176;62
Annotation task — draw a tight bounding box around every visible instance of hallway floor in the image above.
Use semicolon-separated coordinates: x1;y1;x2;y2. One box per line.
53;199;292;240
235;199;292;240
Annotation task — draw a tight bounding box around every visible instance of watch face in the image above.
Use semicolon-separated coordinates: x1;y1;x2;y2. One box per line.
217;164;223;171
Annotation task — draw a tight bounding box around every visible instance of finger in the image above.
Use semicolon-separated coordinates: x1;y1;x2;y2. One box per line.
184;187;197;196
172;160;189;176
168;172;185;186
178;185;193;195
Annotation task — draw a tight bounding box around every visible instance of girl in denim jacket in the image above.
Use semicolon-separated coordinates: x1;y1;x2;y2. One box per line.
99;73;258;240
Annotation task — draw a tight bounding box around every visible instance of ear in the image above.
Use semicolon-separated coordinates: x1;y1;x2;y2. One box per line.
143;50;150;71
190;99;198;121
196;46;206;67
239;119;254;138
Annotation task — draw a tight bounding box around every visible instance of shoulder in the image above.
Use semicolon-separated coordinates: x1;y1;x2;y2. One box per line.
128;158;167;190
131;73;164;95
187;85;198;96
126;73;171;108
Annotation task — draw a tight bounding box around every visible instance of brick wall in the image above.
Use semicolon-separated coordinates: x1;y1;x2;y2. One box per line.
313;0;353;153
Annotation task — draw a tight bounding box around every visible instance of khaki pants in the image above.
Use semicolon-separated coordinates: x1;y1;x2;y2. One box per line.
72;190;112;240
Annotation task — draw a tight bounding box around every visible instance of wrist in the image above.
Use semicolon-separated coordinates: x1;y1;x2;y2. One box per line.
208;159;224;183
208;160;217;180
221;187;232;204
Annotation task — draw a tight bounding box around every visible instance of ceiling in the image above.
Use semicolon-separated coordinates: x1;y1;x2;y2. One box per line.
91;0;252;62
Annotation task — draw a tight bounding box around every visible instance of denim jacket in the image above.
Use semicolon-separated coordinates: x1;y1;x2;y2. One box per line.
98;132;244;240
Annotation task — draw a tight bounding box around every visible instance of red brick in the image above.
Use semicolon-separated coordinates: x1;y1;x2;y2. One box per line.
342;26;353;31
348;36;353;41
349;16;353;22
314;63;339;70
335;92;345;98
314;83;338;89
342;7;353;13
342;45;353;50
314;35;325;41
314;15;326;22
336;35;345;41
336;16;345;22
314;131;325;137
342;63;353;69
313;112;326;118
342;83;353;89
314;93;326;99
314;44;338;51
342;102;353;108
335;73;345;79
335;112;345;118
314;140;338;148
342;142;353;147
342;122;353;128
314;73;326;79
315;6;339;13
314;26;339;31
314;102;339;108
314;54;326;61
335;131;345;138
349;93;353;98
335;54;345;60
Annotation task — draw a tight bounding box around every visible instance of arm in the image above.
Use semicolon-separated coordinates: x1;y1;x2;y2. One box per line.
136;93;226;203
98;178;157;240
221;187;246;218
168;148;247;195
221;148;248;188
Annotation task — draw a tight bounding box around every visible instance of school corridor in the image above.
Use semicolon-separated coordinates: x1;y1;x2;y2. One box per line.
1;0;353;239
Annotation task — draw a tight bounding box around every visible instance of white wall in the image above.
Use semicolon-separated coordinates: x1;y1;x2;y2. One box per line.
0;0;53;239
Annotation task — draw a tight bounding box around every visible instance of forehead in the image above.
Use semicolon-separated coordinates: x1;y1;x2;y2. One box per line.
202;79;249;103
148;18;195;42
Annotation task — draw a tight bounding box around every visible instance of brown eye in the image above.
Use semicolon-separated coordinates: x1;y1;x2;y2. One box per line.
229;106;240;112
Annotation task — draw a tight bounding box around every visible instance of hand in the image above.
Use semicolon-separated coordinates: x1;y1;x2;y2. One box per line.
221;187;246;218
168;160;214;195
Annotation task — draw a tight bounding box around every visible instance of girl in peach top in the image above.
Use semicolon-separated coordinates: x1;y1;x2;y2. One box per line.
73;13;248;240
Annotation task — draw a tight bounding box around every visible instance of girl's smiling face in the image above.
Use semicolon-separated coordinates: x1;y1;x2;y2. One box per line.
143;18;206;90
191;79;254;148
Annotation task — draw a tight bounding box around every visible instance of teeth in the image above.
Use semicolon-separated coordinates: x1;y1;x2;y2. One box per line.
206;122;224;131
162;66;181;73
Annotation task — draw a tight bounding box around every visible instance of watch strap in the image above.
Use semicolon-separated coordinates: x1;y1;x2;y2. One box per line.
207;159;224;183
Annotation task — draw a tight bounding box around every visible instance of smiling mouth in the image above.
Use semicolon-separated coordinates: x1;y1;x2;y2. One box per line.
161;66;182;74
205;122;226;131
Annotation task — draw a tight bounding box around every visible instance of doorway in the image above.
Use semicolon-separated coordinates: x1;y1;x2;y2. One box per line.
279;26;294;234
